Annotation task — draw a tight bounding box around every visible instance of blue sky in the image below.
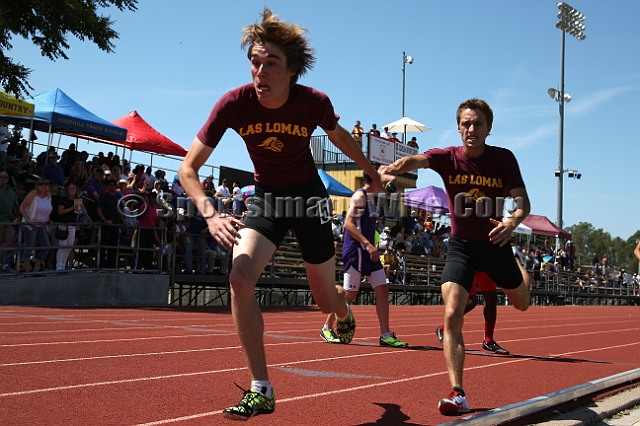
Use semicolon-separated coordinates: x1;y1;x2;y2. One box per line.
9;0;640;240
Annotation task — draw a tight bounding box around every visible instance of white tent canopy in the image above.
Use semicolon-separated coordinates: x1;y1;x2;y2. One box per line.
383;116;431;133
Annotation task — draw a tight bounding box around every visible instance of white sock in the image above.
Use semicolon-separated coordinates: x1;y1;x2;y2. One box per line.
322;325;332;331
251;381;273;398
337;304;350;322
381;332;392;339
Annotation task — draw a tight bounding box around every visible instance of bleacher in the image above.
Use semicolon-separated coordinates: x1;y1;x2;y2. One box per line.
171;236;448;307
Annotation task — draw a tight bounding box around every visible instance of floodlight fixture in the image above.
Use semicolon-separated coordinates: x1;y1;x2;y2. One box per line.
552;2;586;229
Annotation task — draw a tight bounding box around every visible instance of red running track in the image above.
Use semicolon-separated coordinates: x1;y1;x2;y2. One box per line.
0;305;639;425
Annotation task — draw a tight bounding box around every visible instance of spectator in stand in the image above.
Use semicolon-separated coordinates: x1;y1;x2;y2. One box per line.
111;154;121;170
172;216;187;272
0;170;19;271
591;253;598;267
381;246;401;284
381;126;392;139
202;175;215;196
566;239;575;269
531;248;542;288
331;216;344;246
171;177;186;197
369;123;380;136
184;211;209;275
70;160;88;187
16;146;30;166
407;136;419;150
217;179;231;212
97;179;125;268
18;162;39;192
389;132;401;143
60;143;79;174
85;168;105;221
47;180;63;268
56;183;82;271
117;179;132;196
601;254;610;280
121;165;131;181
378;226;392;251
19;178;52;273
135;191;159;270
111;166;123;183
351;120;364;149
15;182;26;206
0;119;10;164
36;146;56;169
41;151;64;186
231;181;245;217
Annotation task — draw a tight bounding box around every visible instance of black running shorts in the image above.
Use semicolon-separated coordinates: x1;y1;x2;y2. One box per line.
243;175;335;264
441;235;523;293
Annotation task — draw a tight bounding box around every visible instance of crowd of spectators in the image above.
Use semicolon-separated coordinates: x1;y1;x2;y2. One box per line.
330;206;451;285
350;120;420;151
514;237;639;294
0;126;245;275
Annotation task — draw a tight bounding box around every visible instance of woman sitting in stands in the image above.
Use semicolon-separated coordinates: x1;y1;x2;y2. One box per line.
135;191;160;270
19;178;52;272
56;183;83;271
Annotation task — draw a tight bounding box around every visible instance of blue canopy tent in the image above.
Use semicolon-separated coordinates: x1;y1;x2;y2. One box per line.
0;88;127;148
317;169;353;197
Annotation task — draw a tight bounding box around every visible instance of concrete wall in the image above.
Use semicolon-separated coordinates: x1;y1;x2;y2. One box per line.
0;273;170;306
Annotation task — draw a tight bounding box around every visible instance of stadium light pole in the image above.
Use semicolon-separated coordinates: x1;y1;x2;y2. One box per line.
401;51;413;143
551;2;586;229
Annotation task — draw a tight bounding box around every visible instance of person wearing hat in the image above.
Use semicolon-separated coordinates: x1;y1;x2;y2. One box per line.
41;151;65;187
117;178;132;196
368;123;380;136
389;132;400;143
378;226;392;251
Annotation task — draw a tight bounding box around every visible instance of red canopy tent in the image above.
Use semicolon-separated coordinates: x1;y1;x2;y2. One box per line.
521;214;571;240
66;110;187;157
111;110;187;157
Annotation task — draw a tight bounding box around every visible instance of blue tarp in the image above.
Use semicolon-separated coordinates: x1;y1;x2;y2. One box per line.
317;169;353;197
0;88;126;141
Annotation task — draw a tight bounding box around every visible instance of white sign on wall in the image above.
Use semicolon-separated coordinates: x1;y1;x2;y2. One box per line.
368;135;419;176
368;136;395;165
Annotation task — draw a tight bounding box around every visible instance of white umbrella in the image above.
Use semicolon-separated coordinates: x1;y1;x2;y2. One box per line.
383;116;431;133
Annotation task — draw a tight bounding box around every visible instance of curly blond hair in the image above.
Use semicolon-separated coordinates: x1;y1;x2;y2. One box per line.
241;8;316;86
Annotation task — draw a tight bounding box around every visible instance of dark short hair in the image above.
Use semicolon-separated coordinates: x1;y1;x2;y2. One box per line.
362;174;373;185
106;179;117;186
456;98;494;132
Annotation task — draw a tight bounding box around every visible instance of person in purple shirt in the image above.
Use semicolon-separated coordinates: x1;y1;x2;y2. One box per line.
40;151;65;187
178;8;384;421
320;174;408;348
379;98;531;415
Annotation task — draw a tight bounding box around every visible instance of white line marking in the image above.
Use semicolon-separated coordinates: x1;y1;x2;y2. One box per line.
132;341;640;425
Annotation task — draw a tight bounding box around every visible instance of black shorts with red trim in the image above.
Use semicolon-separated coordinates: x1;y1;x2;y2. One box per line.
441;236;523;293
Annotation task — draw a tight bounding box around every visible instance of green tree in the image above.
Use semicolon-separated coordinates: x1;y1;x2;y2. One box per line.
0;0;138;98
566;222;640;271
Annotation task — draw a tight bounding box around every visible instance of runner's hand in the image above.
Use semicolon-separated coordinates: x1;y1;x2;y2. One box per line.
206;215;245;249
488;218;514;247
366;242;380;262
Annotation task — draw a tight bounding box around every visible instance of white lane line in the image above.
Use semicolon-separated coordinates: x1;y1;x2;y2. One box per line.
131;341;640;426
0;350;401;398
